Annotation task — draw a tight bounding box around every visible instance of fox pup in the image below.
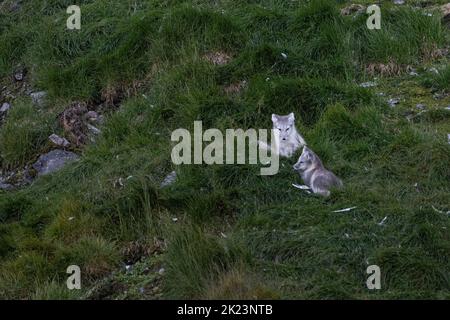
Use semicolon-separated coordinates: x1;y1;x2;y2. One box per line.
293;146;343;197
259;113;307;158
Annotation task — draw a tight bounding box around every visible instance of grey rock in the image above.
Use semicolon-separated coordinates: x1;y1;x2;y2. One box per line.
49;134;70;147
30;91;47;107
388;98;400;107
0;102;10;113
14;71;24;81
160;171;176;188
32;150;79;176
393;0;405;4
359;81;377;88
85;111;99;122
416;103;427;110
340;4;365;16
428;67;439;74
86;123;101;135
0;181;14;191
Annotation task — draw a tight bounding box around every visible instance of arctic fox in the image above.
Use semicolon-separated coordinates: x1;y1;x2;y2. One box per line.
293;146;343;197
259;113;307;158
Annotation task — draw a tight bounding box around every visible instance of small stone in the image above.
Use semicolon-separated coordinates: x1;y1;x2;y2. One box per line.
87;123;101;135
0;181;14;191
340;4;365;16
447;133;450;145
160;171;176;188
281;53;288;59
30;91;47;107
388;98;400;107
49;134;70;147
0;102;10;113
428;67;439;74
85;111;99;122
158;268;165;275
359;81;377;88
393;0;405;5
14;71;24;81
416;103;426;110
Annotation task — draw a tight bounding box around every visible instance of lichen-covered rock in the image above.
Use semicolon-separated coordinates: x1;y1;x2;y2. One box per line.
32;150;80;176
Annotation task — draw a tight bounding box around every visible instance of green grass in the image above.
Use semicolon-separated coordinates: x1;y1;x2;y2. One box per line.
0;99;54;169
0;0;449;299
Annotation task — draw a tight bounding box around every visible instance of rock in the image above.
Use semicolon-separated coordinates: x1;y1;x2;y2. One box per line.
359;81;377;88
416;103;427;110
0;181;14;191
85;111;99;122
160;171;176;188
448;133;450;145
32;150;79;176
49;134;70;147
86;123;101;135
388;98;400;107
393;0;405;5
0;102;10;113
30;91;47;107
428;67;439;74
158;268;165;275
340;4;365;16
14;70;24;81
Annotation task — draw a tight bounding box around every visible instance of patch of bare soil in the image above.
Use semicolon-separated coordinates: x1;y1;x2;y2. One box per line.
203;51;232;65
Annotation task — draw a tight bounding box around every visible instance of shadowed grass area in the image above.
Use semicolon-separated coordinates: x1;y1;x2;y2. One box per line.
0;0;449;299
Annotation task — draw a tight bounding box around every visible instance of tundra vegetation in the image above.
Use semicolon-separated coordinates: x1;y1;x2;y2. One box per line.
0;0;449;299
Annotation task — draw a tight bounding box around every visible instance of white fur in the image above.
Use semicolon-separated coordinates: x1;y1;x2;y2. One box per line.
259;113;306;158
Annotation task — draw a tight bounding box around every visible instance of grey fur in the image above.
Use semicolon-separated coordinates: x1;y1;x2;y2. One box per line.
293;146;343;197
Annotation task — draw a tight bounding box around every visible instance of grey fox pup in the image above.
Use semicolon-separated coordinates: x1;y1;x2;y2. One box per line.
259;113;307;158
293;146;343;197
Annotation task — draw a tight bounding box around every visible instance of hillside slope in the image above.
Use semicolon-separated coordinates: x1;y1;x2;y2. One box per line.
0;0;449;299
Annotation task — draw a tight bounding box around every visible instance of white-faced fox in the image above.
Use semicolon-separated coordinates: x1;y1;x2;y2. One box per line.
259;112;307;158
293;146;343;197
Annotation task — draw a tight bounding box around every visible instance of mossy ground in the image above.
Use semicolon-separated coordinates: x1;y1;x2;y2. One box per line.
0;0;449;299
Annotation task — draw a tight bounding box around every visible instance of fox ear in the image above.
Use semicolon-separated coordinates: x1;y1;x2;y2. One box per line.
288;112;295;122
303;146;311;159
271;114;278;123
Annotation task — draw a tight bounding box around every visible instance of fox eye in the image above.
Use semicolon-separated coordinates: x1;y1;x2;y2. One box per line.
277;128;281;131
286;127;290;131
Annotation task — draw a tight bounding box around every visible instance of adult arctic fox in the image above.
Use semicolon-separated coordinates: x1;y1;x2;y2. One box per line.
259;113;307;158
293;146;343;197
